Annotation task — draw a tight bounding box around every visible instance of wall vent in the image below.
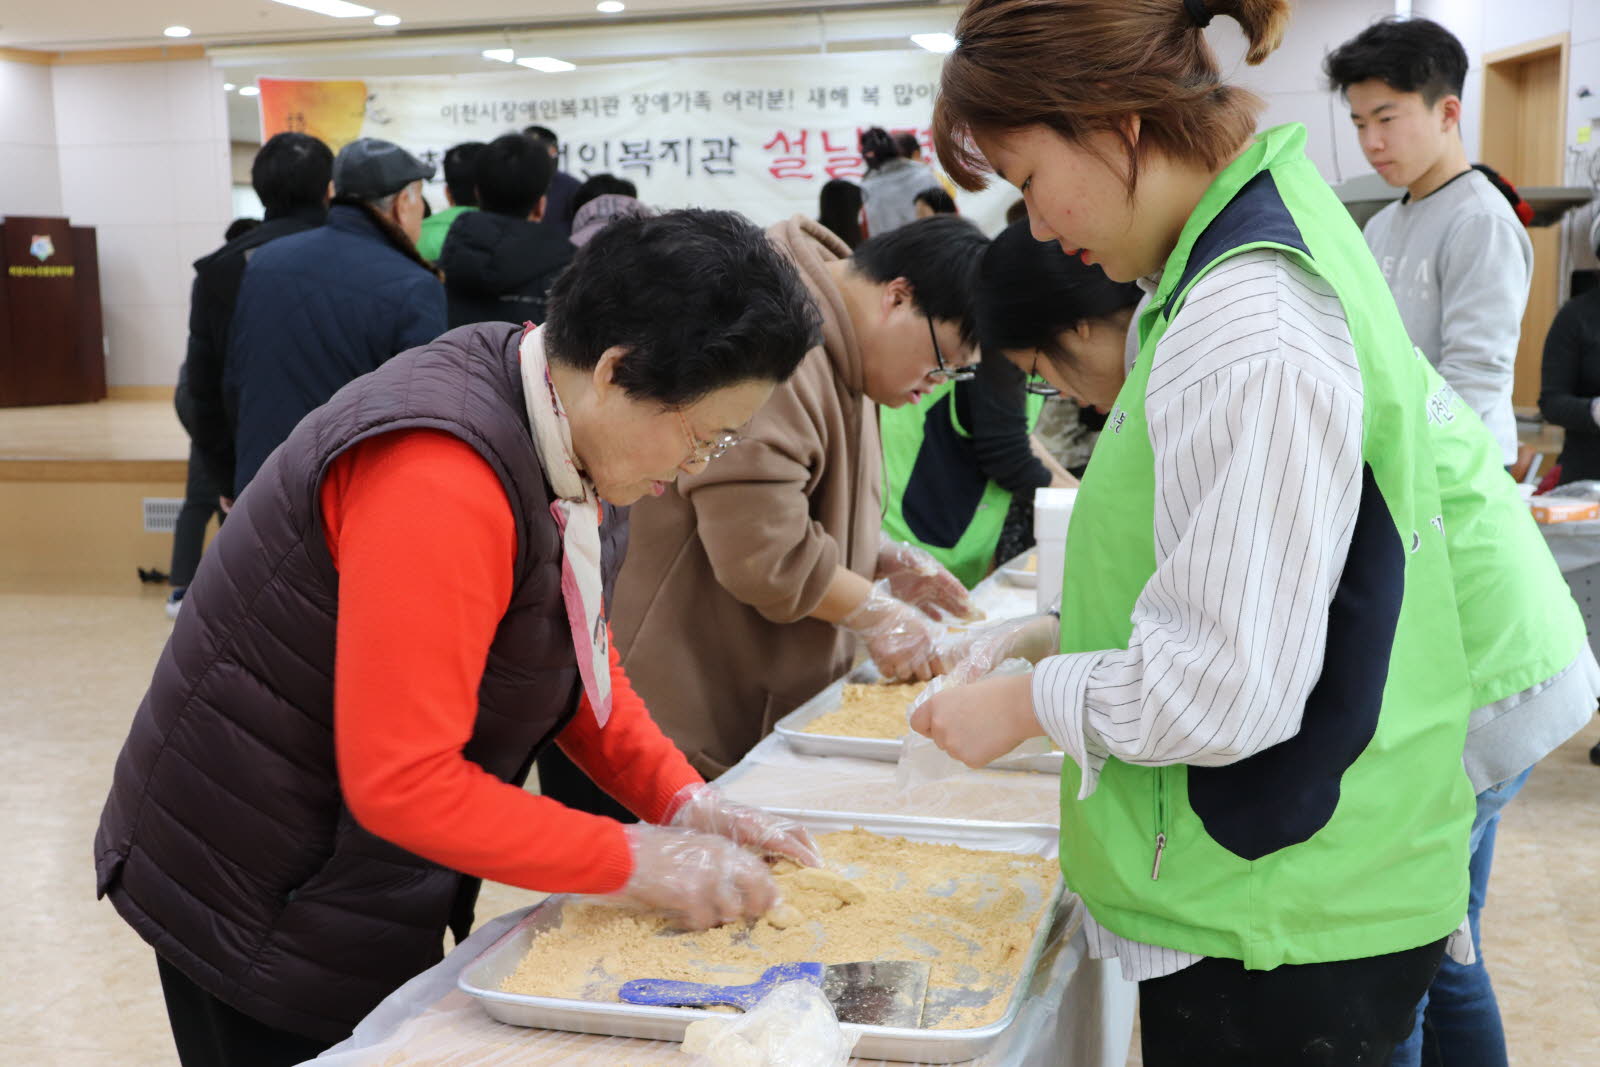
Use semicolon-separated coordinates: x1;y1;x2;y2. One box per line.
142;497;184;533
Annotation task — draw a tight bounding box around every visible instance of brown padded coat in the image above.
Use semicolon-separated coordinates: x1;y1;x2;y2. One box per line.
94;323;629;1042
612;216;881;777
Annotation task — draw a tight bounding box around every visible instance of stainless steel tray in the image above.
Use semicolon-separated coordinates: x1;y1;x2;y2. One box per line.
773;666;1064;775
458;810;1065;1064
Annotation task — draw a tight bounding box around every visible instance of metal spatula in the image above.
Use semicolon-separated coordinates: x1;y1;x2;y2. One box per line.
618;960;931;1027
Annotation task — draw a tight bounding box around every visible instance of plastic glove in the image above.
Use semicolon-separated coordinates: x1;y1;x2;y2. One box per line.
935;614;1061;685
613;824;778;930
875;538;978;621
839;582;943;681
668;784;824;869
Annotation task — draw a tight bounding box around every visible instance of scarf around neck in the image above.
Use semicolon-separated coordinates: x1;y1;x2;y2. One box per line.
518;324;612;727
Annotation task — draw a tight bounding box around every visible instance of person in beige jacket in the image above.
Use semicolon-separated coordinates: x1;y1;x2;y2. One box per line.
555;215;993;789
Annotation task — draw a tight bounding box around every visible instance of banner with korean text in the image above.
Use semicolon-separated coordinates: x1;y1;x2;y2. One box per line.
257;50;1014;232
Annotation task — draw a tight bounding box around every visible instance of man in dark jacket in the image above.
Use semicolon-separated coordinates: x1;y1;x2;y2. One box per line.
1540;215;1600;486
174;133;332;539
226;137;446;495
439;132;573;328
523;124;582;240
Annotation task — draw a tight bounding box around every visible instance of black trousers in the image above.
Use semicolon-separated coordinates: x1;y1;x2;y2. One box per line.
169;441;227;587
535;743;637;823
157;955;332;1067
1138;937;1447;1065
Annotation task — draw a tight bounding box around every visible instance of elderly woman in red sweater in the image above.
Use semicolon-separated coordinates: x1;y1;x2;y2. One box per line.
95;210;824;1067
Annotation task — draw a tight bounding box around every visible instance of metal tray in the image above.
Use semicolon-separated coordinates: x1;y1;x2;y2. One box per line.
773;666;1064;775
458;810;1065;1064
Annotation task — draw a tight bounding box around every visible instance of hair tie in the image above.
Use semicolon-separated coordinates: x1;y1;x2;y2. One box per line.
1184;0;1214;29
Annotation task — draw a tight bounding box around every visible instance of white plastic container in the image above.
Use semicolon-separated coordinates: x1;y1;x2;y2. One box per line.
1032;487;1077;613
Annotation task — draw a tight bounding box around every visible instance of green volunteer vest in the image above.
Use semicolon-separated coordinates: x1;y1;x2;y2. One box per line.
1055;124;1480;969
1422;357;1589;713
881;380;1046;588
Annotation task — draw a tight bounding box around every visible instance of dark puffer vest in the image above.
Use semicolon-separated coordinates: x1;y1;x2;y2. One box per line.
94;321;628;1042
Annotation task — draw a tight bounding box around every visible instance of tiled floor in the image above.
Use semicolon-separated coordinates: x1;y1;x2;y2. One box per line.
6;583;1599;1064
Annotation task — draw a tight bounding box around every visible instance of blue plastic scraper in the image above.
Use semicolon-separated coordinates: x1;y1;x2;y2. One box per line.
618;960;931;1027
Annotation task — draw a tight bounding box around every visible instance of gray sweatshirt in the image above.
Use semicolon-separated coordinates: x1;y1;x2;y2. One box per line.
1364;168;1532;465
860;158;940;237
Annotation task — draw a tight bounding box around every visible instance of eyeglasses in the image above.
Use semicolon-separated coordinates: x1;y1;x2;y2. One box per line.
676;409;741;465
1023;353;1060;397
925;316;977;383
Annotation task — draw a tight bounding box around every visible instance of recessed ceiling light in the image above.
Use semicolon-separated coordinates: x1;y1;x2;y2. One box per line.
266;0;376;18
238;85;261;97
481;48;514;63
163;25;192;38
516;56;577;73
222;82;237;91
373;14;401;26
596;1;625;12
910;32;957;54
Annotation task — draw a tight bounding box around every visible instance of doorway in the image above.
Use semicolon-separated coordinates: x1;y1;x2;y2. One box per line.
1481;34;1569;409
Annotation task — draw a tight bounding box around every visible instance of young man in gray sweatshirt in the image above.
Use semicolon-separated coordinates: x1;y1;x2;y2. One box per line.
1326;18;1594;1067
1331;16;1531;468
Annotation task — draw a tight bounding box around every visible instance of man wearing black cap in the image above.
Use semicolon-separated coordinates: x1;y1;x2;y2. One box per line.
225;137;447;496
524;124;582;240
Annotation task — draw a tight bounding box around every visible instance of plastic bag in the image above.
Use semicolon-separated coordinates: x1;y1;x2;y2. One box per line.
1544;479;1600;501
897;658;1036;788
680;980;858;1067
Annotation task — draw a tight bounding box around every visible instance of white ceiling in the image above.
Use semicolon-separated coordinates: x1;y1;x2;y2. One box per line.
1;0;937;51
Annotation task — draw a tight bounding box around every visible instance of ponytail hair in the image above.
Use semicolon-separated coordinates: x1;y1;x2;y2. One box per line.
859;127;900;171
934;0;1292;194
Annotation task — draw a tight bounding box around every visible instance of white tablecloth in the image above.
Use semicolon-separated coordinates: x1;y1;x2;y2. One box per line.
308;569;1137;1065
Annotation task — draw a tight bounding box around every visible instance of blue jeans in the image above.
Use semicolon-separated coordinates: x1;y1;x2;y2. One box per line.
1388;767;1532;1067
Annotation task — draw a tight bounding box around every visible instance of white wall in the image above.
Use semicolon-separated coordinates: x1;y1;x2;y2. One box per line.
0;58;63;217
52;58;232;387
1415;0;1600;179
1207;0;1395;185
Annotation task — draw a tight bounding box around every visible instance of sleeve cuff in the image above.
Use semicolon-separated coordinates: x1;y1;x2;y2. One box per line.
1033;653;1111;799
586;820;636;895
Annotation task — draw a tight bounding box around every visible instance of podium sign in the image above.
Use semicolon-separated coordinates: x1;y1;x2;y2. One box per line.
0;215;106;407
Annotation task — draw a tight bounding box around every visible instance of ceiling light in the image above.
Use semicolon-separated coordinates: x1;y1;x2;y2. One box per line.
239;85;261;97
910;32;957;54
266;0;376;18
596;1;626;12
222;82;236;91
481;48;514;63
163;25;192;38
373;14;401;26
516;56;576;73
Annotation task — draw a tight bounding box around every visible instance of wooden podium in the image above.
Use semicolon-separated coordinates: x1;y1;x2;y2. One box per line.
0;215;106;407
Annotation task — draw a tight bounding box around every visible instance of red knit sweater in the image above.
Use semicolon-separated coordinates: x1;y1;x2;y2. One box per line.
320;428;702;895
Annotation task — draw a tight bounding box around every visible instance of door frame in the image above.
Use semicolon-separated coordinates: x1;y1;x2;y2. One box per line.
1481;32;1570;411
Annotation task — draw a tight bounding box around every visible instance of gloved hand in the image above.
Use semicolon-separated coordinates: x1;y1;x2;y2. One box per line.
875;539;978;621
613;823;778;930
840;582;943;681
935;615;1061;685
667;784;824;869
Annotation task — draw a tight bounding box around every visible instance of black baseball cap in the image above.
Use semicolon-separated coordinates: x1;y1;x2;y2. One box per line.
333;138;435;199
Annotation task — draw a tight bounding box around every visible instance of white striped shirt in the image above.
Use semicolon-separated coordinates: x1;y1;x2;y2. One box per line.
1036;249;1366;981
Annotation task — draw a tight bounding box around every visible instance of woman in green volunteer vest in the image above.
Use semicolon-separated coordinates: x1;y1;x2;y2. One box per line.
907;0;1500;1061
879;354;1067;589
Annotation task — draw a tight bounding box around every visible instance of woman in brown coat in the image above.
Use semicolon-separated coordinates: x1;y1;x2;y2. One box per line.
566;215;993;787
